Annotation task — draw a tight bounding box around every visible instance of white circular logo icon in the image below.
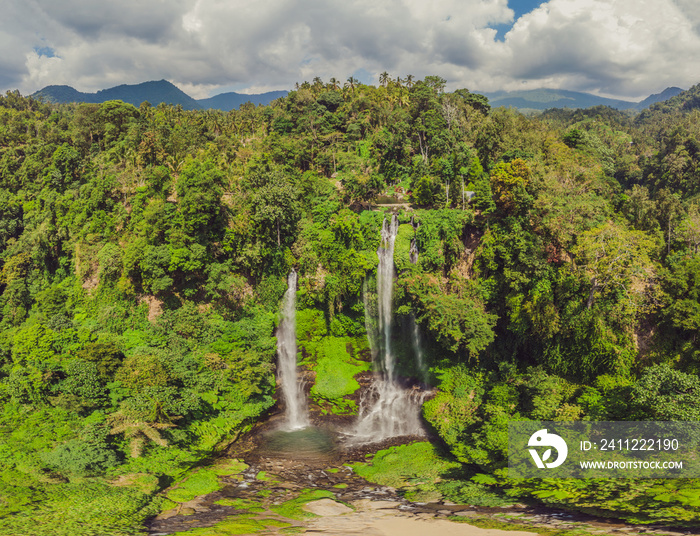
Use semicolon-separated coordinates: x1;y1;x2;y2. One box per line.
528;429;568;469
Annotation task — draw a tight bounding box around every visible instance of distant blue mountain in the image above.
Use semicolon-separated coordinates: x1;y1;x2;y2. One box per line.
32;80;287;111
635;87;684;109
197;90;288;111
33;80;203;110
482;87;684;111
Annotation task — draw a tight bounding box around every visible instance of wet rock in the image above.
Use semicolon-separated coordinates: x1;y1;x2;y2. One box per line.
153;508;179;520
453;511;478;518
275;482;302;490
415;512;436;519
181;497;208;512
303;498;354;516
352;499;402;510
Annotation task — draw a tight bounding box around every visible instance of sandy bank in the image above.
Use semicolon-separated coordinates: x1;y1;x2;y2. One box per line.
304;499;539;536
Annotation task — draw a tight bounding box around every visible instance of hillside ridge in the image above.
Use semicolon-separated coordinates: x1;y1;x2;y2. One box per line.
32;79;288;111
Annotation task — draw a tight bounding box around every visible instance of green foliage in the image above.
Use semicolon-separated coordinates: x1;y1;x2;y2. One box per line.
175;158;224;243
400;273;496;357
630;363;700;420
489;158;532;213
78;341;124;380
4;79;700;532
422;366;489;464
0;481;165;536
41;433;118;477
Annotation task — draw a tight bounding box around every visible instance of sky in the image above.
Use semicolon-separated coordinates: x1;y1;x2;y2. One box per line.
2;0;700;100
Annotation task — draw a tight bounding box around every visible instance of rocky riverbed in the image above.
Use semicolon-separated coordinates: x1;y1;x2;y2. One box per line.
145;423;700;536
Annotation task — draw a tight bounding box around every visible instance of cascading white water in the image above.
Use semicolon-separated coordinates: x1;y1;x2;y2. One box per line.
408;238;428;384
409;238;419;265
276;269;309;430
410;317;428;385
362;278;378;363
352;215;425;442
377;215;399;381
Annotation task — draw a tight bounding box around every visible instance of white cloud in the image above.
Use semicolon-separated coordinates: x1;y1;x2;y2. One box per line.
499;0;700;97
1;0;699;99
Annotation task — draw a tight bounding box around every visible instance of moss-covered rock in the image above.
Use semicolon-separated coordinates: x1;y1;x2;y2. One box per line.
170;516;267;535
351;441;460;501
166;468;223;503
296;308;371;414
306;337;370;413
394;222;416;273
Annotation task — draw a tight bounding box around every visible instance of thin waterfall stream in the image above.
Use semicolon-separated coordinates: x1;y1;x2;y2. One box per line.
351;215;426;442
409;237;428;384
276;269;309;430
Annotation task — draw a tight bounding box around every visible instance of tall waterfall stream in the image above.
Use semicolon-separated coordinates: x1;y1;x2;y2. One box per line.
275;269;309;430
352;215;426;442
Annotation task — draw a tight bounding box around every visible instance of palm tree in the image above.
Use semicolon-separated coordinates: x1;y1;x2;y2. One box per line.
109;411;175;458
345;76;359;93
379;71;390;88
405;74;415;88
397;88;409;108
329;77;339;90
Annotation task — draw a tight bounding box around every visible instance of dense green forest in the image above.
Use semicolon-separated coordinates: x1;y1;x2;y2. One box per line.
3;76;700;534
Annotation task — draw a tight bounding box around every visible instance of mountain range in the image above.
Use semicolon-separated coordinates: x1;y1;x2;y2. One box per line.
31;79;684;113
31;80;287;111
483;87;684;111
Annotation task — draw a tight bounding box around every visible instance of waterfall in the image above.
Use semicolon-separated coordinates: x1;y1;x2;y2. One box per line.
376;215;399;381
410;317;428;385
362;278;378;363
409;238;427;384
352;215;425;442
276;269;309;430
409;238;419;265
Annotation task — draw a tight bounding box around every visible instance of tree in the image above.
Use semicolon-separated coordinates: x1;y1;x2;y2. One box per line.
631;364;700;420
379;71;390;88
175;158;225;244
400;273;496;358
249;172;302;248
655;188;683;254
677;204;700;254
489;158;531;213
409;82;446;164
424;75;446;94
452;88;491;116
622;185;658;232
108;411;174;458
573;221;656;313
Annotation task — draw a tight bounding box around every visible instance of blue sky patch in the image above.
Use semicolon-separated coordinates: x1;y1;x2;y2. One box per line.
33;46;56;58
493;0;548;41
